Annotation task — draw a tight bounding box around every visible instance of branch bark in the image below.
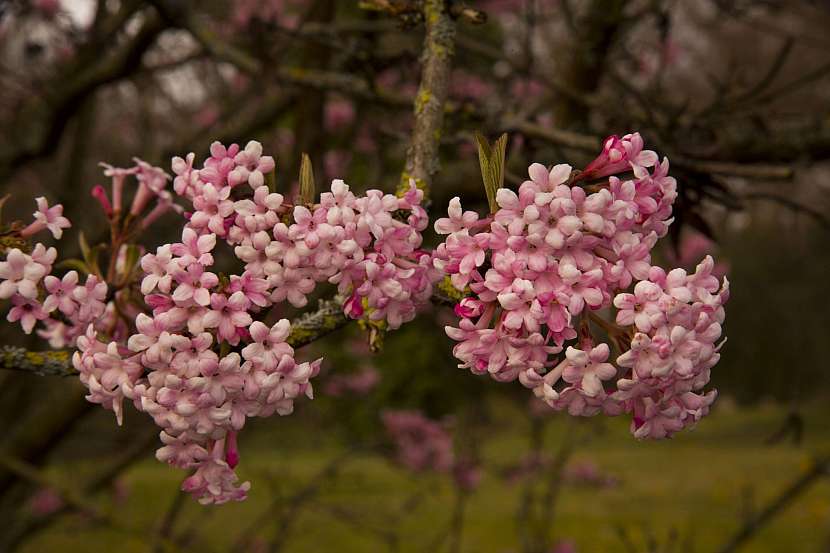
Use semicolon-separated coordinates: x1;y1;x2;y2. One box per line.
400;0;457;195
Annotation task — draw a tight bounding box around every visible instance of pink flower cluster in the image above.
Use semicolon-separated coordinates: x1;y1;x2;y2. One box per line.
76;221;322;504
382;409;481;491
610;257;728;438
173;140;436;329
0;199;112;346
96;157;181;225
0;132;731;507
74;140;435;504
1;156;183;349
435;133;729;438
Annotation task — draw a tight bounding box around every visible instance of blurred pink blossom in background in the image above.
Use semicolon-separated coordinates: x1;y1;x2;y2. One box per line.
27;487;63;516
324;366;380;397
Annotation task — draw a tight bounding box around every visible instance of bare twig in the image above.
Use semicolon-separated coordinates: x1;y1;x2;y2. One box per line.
266;452;353;553
503;118;600;152
539;425;575;550
5;428;158;551
715;457;830;553
149;0;407;108
742;192;830;229
505;118;796;179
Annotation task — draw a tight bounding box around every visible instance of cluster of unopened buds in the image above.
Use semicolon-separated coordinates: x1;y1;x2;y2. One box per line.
0;132;728;504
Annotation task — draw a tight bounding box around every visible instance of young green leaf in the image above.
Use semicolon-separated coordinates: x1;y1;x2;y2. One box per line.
120;243;142;284
475;132;509;213
299;153;316;205
78;231;92;264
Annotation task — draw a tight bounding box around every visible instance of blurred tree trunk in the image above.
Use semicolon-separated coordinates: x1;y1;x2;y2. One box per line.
290;0;337;182
554;0;628;129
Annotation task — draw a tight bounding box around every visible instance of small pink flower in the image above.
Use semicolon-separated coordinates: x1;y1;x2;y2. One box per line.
7;295;48;334
171;264;218;307
91;186;114;217
203;292;252;345
0;248;50;299
171;229;216;267
42;270;79;315
241;320;293;372
30;197;71;239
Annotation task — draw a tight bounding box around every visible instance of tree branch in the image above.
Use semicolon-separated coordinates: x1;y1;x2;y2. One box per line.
0;347;74;377
0;11;166;181
400;0;457;194
503;118;795;180
149;0;408;109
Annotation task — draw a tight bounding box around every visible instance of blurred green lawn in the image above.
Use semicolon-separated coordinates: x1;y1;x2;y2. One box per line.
19;400;830;553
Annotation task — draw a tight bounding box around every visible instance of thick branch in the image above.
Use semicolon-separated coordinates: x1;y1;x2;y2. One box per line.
1;297;351;378
0;11;166;180
266;1;461;347
0;347;74;377
286;298;350;349
401;0;457;193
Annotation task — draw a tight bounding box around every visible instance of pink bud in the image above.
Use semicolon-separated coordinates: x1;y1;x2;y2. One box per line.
454;298;483;318
344;293;364;318
91;185;113;216
225;431;240;469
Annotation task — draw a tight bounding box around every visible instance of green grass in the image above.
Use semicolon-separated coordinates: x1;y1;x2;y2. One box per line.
18;400;830;553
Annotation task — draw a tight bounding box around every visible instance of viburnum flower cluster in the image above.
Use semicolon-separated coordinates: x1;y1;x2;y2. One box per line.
1;140;437;505
0;132;728;504
434;133;729;438
172;141;436;329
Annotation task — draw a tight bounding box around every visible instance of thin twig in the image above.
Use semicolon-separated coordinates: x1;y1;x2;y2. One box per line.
742;192;830;229
714;457;830;553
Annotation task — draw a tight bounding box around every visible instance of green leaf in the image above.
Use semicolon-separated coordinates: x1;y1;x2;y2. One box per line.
475;132;509;213
121;244;141;283
78;232;104;277
299;153;316;205
490;133;508;190
88;245;106;277
78;232;92;264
